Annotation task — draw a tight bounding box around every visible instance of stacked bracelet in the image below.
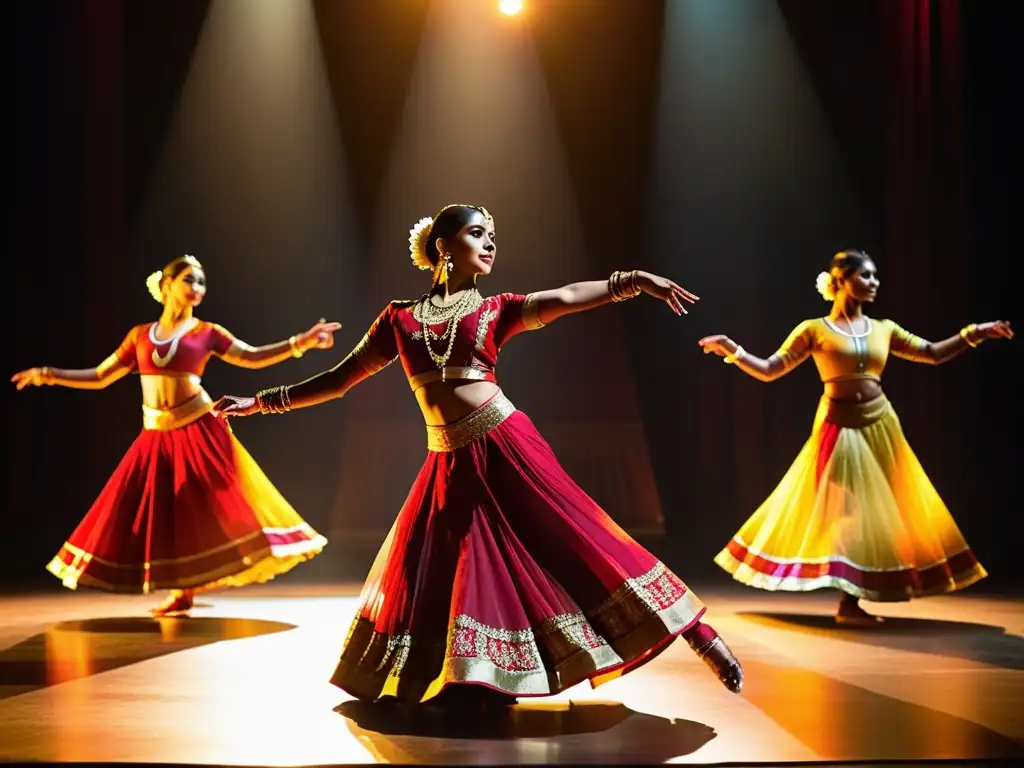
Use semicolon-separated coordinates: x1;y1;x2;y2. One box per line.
609;270;641;302
724;346;746;364
288;335;304;358
959;324;980;348
256;385;292;414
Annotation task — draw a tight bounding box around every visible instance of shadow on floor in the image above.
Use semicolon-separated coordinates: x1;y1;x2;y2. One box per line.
336;698;716;763
0;616;296;699
736;611;1024;671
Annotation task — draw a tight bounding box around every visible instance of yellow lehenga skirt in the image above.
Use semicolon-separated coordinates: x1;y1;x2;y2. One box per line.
715;394;986;602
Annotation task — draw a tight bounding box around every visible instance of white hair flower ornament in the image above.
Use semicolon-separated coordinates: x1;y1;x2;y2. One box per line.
409;217;434;271
815;271;836;302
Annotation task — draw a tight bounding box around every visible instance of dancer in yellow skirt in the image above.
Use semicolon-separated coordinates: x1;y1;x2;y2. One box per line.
698;249;1013;626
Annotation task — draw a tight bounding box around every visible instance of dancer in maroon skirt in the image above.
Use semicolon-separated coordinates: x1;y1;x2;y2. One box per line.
216;205;743;707
11;254;335;616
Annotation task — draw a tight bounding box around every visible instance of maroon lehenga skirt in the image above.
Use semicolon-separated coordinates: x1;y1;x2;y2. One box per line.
330;391;706;703
47;393;326;593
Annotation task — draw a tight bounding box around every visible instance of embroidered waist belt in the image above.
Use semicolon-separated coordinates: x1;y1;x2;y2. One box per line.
142;390;214;431
820;393;892;429
425;391;516;452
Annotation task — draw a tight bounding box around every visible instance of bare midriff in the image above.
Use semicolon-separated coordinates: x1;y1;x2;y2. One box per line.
140;373;205;410
415;379;503;426
823;377;883;403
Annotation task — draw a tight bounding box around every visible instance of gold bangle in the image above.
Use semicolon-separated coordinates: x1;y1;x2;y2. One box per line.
40;366;54;385
724;346;745;364
256;385;292;414
959;324;979;348
608;271;624;302
624;270;641;298
608;270;640;302
288;335;304;358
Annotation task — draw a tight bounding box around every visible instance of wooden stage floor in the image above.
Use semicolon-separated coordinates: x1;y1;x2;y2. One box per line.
0;583;1021;766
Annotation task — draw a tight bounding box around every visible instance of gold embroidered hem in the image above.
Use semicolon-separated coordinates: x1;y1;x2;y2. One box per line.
330;561;705;702
47;529;327;594
425;392;516;452
142;390;214;431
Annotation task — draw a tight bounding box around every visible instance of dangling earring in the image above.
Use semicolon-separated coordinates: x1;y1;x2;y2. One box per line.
441;253;453;285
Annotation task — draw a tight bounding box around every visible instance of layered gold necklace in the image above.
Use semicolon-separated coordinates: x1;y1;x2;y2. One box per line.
412;288;483;379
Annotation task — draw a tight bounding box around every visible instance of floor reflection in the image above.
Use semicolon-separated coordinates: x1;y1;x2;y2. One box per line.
0;616;296;699
737;611;1024;670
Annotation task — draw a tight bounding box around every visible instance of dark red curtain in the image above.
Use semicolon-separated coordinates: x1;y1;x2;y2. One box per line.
882;0;967;305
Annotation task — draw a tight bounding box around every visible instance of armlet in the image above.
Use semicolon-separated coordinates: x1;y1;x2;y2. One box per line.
772;349;803;372
521;293;545;331
225;339;256;356
96;353;126;378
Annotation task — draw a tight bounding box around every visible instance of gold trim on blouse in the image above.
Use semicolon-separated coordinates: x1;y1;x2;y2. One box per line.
408;366;491;391
425;391;516;452
142;390;214;431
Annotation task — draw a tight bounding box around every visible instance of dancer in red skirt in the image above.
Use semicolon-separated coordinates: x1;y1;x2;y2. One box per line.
216;205;743;707
12;254;335;616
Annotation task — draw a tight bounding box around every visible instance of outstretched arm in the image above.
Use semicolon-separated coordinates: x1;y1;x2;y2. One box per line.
215;305;398;417
281;335;392;409
216;319;342;370
529;270;698;325
11;356;133;391
889;320;1013;365
11;327;139;391
698;321;815;383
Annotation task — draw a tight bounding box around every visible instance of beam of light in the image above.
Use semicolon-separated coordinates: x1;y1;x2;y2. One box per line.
499;0;524;15
331;0;664;538
646;0;868;538
130;0;359;540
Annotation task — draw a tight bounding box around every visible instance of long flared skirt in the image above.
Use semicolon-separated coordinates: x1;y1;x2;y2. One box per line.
330;392;705;703
715;394;986;602
47;412;327;593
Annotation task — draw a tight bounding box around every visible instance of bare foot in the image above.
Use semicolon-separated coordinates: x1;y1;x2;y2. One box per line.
150;589;195;617
835;594;884;627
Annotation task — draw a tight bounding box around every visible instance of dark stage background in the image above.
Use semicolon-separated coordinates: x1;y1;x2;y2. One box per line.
7;0;1019;592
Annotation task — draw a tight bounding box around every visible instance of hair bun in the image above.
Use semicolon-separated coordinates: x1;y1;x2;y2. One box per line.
815;271;836;302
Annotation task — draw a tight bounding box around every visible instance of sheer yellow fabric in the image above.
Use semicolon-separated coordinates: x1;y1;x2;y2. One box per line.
201;430;327;591
715;396;986;601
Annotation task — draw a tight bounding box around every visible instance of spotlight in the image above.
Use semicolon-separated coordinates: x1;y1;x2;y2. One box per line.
499;0;523;15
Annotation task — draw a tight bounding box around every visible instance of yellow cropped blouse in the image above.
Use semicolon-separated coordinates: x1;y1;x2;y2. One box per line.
775;317;931;383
